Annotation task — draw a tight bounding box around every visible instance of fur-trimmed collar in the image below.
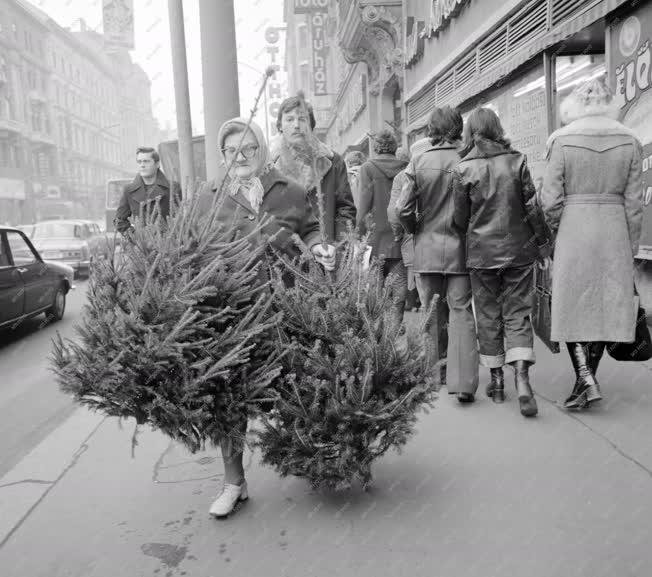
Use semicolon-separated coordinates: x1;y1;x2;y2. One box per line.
269;134;334;162
270;134;334;190
547;116;639;149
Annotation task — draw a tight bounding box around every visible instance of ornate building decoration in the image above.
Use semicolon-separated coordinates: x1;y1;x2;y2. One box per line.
339;2;403;87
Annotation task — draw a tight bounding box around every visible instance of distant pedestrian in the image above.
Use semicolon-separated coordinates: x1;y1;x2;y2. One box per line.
270;95;356;243
541;79;644;410
397;109;479;402
114;147;182;235
344;150;367;211
388;145;424;313
454;107;549;417
357;129;408;327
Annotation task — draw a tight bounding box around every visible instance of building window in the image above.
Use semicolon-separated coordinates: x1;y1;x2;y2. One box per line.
554;54;606;128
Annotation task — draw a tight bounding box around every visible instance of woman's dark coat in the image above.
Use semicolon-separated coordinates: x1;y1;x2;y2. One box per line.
357;154;408;259
453;139;546;270
197;167;321;265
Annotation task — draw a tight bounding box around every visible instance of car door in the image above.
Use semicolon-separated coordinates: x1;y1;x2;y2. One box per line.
0;231;26;325
5;230;55;316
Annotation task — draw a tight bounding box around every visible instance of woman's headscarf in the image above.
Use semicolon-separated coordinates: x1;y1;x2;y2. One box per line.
217;118;271;212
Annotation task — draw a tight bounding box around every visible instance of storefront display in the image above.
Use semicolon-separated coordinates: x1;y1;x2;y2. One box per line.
611;4;652;257
467;65;548;188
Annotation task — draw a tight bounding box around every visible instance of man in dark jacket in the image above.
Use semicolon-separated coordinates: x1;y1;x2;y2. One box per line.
114;146;182;234
357;129;408;326
271;96;356;243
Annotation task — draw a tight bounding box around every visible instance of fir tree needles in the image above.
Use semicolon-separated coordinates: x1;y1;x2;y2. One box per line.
51;186;282;454
256;238;438;490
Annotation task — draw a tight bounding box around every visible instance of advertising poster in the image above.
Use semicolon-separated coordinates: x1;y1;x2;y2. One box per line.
294;0;329;96
611;4;652;256
102;0;135;50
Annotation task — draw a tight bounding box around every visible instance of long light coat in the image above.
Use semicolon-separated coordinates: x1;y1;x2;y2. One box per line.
541;115;645;342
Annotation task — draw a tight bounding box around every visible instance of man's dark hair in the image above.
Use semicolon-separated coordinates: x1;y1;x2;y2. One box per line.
136;146;160;163
276;96;317;132
372;129;398;155
428;106;463;146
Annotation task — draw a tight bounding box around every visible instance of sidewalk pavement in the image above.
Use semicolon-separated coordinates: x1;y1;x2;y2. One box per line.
1;338;651;577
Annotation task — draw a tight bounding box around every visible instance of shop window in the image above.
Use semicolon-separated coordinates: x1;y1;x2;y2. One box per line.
554;54;606;127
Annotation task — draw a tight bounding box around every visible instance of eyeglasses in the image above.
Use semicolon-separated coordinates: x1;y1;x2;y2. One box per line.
222;144;259;159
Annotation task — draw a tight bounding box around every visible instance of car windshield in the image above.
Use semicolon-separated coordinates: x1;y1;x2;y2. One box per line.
33;223;80;239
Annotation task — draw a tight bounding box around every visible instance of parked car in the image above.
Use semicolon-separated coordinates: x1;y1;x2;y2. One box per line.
14;224;35;238
0;226;74;330
31;219;110;278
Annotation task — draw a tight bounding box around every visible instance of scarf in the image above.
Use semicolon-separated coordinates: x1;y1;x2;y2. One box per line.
272;135;332;192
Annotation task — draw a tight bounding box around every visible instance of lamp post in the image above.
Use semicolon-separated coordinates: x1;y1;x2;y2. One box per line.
167;0;195;196
199;0;239;183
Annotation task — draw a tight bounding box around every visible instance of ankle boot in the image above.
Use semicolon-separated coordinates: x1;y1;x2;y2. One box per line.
564;343;602;410
513;360;538;417
486;367;505;403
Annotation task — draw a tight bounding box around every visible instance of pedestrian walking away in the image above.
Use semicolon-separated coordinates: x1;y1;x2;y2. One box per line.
345;149;367;212
388;142;429;314
270;95;356;244
454;107;550;417
396;107;479;402
541;78;645;411
357;129;408;328
114;146;182;236
197;117;335;519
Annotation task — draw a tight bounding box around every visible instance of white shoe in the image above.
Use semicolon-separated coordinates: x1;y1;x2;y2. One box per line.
209;481;248;518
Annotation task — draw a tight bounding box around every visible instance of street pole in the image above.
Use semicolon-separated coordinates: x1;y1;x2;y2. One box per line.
167;0;195;197
199;0;240;183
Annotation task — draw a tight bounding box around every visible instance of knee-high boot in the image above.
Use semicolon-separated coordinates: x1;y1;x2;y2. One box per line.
588;342;606;376
564;343;602;410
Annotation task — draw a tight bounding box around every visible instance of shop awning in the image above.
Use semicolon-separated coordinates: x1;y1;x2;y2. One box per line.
407;0;633;132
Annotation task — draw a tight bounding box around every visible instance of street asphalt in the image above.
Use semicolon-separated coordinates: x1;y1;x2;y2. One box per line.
1;301;651;576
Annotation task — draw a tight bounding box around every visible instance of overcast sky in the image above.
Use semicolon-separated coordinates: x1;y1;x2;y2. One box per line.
28;0;285;134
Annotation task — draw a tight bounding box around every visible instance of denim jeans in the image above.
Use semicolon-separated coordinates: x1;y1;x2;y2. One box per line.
469;264;536;368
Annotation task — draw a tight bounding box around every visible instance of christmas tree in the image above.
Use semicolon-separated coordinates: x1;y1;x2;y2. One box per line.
51;187;283;454
256;239;438;491
52;69;282;454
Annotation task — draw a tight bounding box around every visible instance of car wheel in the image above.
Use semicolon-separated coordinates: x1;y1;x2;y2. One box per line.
46;284;66;322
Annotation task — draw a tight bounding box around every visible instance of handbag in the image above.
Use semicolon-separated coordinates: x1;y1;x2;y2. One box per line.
606;296;652;361
532;263;560;354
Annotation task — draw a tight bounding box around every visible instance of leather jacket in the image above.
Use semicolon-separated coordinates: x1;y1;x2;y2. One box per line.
453;138;546;269
396;143;466;273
